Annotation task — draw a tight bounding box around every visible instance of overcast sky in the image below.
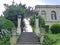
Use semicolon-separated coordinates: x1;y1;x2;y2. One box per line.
0;0;60;15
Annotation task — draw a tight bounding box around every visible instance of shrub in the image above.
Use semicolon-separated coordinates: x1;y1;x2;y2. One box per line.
42;33;60;45
30;15;36;32
0;17;15;30
42;35;53;45
44;25;49;33
39;16;45;27
30;15;45;32
50;23;60;34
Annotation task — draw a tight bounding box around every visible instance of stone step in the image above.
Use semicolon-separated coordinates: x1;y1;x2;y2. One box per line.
16;44;40;45
16;32;40;44
17;41;40;44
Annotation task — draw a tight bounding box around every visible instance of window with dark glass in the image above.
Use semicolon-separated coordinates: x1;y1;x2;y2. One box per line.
51;11;57;20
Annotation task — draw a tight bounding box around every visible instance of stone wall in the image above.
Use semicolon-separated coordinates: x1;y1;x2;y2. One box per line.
35;5;60;26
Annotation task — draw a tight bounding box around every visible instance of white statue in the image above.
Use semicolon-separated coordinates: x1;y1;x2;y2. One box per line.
23;18;33;32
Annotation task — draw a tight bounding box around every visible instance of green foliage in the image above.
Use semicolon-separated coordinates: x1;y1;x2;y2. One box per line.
0;17;15;44
53;40;60;45
3;4;26;27
43;35;53;45
0;17;13;45
42;33;60;45
50;23;60;34
30;13;45;32
44;25;49;33
0;30;11;45
0;17;15;29
39;16;45;27
30;15;35;27
17;5;26;14
30;15;35;32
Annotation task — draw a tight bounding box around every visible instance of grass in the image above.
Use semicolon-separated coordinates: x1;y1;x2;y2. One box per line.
46;33;60;45
46;33;60;39
53;40;60;45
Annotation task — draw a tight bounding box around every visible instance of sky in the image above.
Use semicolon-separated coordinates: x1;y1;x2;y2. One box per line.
0;0;60;15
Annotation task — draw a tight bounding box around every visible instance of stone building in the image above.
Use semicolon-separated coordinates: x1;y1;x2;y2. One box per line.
35;5;60;26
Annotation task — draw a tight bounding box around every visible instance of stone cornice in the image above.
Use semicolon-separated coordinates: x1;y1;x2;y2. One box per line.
35;5;60;8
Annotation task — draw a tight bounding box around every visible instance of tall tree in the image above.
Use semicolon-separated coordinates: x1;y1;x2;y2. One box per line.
3;3;26;27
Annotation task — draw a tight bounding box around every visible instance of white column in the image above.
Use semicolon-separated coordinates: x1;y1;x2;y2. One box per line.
17;18;21;35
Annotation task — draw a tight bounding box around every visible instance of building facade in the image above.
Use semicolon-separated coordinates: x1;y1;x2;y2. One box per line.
35;5;60;26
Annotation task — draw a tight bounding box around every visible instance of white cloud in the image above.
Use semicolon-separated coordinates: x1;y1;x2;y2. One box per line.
15;0;46;7
0;0;46;15
0;0;4;15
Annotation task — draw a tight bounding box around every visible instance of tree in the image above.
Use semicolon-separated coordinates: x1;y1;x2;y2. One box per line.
3;3;26;27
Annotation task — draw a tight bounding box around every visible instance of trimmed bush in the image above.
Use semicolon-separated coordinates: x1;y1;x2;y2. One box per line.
50;23;60;34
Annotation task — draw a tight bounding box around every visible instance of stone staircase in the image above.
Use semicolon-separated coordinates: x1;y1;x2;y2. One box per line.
16;32;40;45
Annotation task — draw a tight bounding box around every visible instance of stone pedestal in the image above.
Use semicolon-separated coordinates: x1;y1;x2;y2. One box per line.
17;27;21;35
17;15;21;35
35;15;40;36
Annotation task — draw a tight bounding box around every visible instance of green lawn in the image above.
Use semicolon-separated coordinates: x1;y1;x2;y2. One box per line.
53;40;60;45
46;33;60;45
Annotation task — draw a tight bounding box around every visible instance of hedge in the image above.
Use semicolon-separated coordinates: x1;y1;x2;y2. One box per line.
50;23;60;34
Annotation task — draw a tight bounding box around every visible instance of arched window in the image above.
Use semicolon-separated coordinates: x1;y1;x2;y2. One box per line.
51;11;57;20
41;10;46;15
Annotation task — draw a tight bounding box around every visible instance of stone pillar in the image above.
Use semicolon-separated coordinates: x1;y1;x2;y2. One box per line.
35;14;40;36
17;15;21;35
